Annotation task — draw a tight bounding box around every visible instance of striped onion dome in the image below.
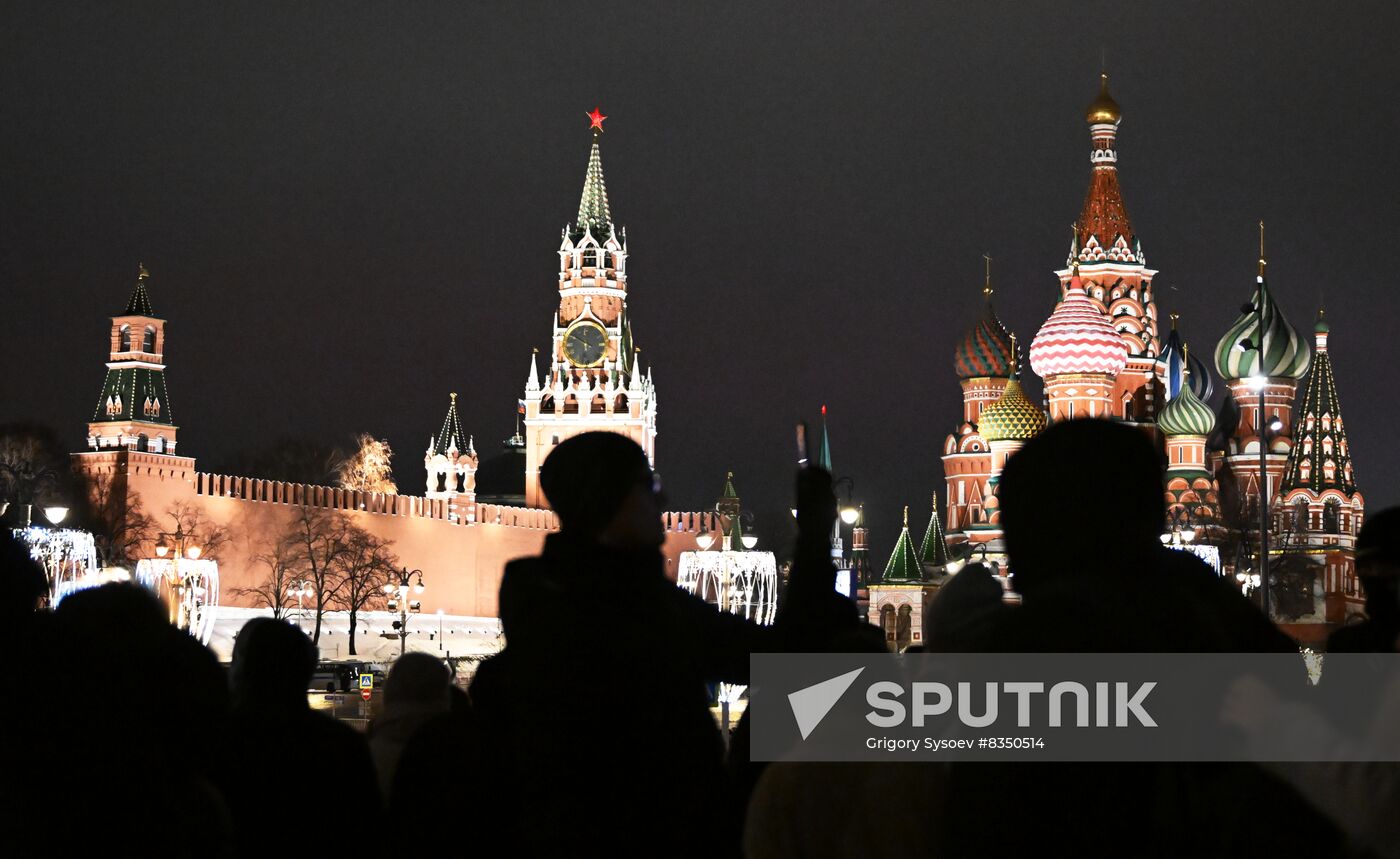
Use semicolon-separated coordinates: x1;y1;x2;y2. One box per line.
954;301;1015;379
979;376;1046;443
1029;275;1129;379
1214;275;1311;381
1157;382;1215;437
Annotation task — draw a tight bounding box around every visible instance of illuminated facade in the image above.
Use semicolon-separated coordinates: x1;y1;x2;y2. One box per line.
70;113;703;631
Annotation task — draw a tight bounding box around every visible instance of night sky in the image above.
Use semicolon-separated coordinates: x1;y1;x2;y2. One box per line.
5;2;1399;557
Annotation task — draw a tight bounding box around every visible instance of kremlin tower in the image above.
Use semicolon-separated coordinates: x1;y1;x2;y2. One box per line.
85;265;178;455
520;109;658;507
424;392;479;522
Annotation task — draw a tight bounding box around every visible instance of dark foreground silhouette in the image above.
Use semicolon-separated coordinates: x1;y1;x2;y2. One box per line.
2;424;1394;857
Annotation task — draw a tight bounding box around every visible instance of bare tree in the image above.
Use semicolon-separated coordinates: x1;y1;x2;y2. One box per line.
164;500;231;560
0;423;73;523
329;525;398;655
337;433;397;494
285;505;349;644
231;528;301;620
79;472;155;566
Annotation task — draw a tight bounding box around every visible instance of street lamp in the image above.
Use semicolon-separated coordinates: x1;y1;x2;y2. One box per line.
287;578;314;630
153;527;203;631
1236;278;1284;619
383;567;425;657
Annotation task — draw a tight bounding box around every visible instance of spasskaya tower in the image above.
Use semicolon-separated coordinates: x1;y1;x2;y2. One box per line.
521;108;658;507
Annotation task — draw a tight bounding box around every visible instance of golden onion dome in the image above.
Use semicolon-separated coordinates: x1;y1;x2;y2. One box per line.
979;377;1046;443
1085;73;1121;124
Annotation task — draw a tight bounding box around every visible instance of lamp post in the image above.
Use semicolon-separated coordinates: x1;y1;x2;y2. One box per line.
382;567;425;657
154;528;203;630
1235;224;1281;619
287;578;314;630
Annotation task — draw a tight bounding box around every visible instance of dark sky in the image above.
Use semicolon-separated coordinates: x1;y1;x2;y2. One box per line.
5;1;1399;558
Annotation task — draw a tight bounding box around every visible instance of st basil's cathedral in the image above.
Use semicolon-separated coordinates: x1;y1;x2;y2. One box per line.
868;75;1365;649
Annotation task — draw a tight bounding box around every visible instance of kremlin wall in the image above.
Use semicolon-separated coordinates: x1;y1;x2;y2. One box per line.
70;84;1366;646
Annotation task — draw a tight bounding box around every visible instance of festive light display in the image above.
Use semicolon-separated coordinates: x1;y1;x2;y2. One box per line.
678;548;778;704
14;527;99;606
135;558;221;646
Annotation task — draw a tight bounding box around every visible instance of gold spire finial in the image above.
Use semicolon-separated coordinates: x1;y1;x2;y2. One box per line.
982;253;993;299
138;263;149;280
1086;72;1122;124
1009;331;1019;376
1170;312;1179;329
1258;220;1267;276
1182;344;1191;379
450;392;457;402
903;505;909;527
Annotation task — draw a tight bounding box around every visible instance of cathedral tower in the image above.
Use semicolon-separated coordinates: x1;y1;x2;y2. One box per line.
1056;75;1160;424
942;260;1014;533
1030;266;1129;421
85;265;179;455
1280;312;1364;547
1213;246;1310;506
522;109;658;507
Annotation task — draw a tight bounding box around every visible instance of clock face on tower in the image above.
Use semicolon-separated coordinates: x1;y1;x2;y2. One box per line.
563;321;608;367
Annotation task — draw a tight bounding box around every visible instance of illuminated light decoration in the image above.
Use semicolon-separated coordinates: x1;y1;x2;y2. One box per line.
13;527;99;606
586;106;607;132
677;546;777;705
135;558;221;646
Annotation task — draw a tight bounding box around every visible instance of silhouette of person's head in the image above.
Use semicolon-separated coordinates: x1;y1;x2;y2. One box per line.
999;419;1164;600
0;529;47;621
1356;507;1400;619
540;432;663;547
54;582;170;656
925;563;1007;651
230;617;318;714
384;652;451;711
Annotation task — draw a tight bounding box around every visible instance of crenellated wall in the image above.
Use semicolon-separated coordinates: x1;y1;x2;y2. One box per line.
76;449;710;618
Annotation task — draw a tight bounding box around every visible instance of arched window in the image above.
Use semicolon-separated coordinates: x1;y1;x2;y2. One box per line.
143;326;156;352
879;604;896;646
896;604;913;652
1324;499;1341;534
119;325;132;351
1293;498;1309;532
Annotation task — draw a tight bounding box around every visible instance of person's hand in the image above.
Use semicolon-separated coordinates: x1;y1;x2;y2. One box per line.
794;466;837;549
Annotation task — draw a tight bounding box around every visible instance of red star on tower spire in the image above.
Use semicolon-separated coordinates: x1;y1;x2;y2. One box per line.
587;106;607;132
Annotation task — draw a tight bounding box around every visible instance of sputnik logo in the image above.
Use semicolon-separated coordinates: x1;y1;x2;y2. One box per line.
788;667;865;740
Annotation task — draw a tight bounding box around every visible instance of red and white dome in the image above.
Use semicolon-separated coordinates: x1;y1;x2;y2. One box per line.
1029;276;1129;379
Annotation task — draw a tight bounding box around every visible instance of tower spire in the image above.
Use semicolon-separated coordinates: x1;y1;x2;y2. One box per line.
982;253;993;301
573;109;614;242
818;404;833;471
1258;220;1267;277
125;262;156;316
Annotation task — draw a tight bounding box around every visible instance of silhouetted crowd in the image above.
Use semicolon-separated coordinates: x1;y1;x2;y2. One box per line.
3;424;1400;857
